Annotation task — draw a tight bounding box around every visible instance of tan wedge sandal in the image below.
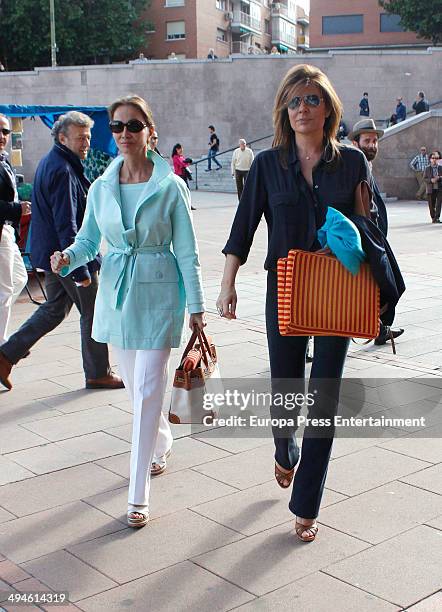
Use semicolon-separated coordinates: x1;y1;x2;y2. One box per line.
295;520;318;543
127;505;149;528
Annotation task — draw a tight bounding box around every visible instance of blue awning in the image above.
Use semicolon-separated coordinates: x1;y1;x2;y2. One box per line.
0;104;117;156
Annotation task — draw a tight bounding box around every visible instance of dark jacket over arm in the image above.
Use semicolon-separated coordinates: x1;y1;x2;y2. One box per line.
0;161;22;239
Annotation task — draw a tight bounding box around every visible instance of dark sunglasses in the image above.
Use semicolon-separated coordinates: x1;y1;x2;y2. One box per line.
288;94;323;110
109;119;147;133
0;128;11;136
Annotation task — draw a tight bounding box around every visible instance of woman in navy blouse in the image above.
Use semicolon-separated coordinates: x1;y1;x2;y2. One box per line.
217;64;370;543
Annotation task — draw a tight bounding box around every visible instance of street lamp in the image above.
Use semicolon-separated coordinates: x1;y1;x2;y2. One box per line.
49;0;57;67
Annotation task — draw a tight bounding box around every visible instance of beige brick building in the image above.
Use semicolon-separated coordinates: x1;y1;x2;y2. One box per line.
140;0;309;60
309;0;430;50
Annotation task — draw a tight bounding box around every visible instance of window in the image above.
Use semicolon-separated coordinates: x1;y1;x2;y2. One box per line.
322;15;363;35
265;19;270;34
166;21;185;39
165;0;184;6
216;0;227;10
380;13;405;32
217;28;227;42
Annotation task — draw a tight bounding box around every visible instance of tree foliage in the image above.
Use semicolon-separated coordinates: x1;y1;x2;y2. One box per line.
379;0;442;45
0;0;152;70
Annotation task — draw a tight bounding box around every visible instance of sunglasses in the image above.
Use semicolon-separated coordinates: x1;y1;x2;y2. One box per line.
109;119;147;133
0;128;11;136
288;94;323;110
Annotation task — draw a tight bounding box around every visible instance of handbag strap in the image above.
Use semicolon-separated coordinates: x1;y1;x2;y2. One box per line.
179;327;214;370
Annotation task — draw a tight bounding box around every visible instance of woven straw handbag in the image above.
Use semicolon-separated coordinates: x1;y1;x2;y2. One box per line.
277;249;380;339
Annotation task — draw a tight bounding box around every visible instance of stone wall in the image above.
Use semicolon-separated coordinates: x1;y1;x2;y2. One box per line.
0;47;441;184
373;110;442;200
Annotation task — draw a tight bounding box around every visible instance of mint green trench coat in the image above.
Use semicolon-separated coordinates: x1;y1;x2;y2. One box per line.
60;151;205;349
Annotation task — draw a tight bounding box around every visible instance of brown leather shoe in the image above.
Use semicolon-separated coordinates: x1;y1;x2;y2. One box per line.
85;372;124;390
0;352;13;391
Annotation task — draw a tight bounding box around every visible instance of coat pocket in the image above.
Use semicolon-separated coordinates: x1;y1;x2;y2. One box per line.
136;258;180;310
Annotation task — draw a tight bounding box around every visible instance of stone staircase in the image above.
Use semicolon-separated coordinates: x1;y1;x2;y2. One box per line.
189;152;236;193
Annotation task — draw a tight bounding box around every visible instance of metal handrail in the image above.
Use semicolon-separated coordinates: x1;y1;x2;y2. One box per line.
192;133;273;189
384;98;442;127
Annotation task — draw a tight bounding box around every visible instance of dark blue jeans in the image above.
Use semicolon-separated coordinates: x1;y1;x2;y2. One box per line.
266;270;349;519
207;149;222;170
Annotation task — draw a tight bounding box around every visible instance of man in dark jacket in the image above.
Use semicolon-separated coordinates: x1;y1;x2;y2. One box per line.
0;113;30;346
395;97;406;122
412;91;430;115
349;118;404;347
0;111;123;391
359;92;370;117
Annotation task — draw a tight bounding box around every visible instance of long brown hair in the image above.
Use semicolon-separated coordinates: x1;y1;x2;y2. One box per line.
272;64;343;167
108;95;155;130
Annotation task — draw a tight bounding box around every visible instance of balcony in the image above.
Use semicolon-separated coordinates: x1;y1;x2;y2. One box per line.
297;16;310;27
271;27;296;49
231;10;262;34
297;34;309;48
271;3;288;18
231;41;250;54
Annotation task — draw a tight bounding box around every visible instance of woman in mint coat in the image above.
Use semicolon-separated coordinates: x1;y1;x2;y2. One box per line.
51;95;206;528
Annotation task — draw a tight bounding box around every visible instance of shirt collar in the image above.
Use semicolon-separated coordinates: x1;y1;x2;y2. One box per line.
0;150;9;163
287;139;332;166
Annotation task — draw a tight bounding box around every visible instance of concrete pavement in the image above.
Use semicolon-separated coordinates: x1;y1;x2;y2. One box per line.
0;194;441;611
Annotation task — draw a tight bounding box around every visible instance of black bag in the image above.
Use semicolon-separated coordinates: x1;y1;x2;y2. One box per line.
184;168;193;181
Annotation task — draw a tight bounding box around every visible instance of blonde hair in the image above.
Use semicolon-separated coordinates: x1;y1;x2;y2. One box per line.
108;94;154;129
272;64;343;167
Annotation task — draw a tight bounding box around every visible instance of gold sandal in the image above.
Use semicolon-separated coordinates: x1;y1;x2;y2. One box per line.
151;448;171;476
295;520;318;543
274;462;295;489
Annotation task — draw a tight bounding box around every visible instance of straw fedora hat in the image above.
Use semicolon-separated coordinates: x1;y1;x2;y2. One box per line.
348;118;384;141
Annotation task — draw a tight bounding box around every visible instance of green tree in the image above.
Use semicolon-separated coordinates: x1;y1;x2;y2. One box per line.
379;0;442;45
0;0;152;70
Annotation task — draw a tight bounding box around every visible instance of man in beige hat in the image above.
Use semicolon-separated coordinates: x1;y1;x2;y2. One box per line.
350;118;404;347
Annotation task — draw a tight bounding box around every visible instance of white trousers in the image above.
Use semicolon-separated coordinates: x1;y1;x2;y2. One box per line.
113;346;173;508
0;225;28;345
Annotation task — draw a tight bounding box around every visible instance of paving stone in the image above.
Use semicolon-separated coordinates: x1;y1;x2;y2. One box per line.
193;479;346;535
192;522;369;596
0;560;30;584
14;577;52;592
194;431;272;454
22;407;132;442
22;550;117;603
0;426;48;454
0;508;15;524
7;433;131;475
193;443;275;489
425;515;442;530
0;502;125;563
11;362;82;384
233;570;397;611
319;481;442;544
0;580;17;604
75;560;254;612
323;526;442;608
0;457;35;487
0;464;127;517
325;447;431;496
378;432;442;464
42;389;128;414
68;509;243;584
407;591;442;611
400;464;442;495
0;399;63;426
86;468;236;522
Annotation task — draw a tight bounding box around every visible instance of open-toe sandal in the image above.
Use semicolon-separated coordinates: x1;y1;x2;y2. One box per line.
127;506;149;528
151;448;171;476
295;520;318;543
274;462;295;489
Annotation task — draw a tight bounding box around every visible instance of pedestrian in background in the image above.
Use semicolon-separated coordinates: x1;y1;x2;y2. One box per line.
205;125;222;171
0;113;29;350
231;138;254;200
148;130;161;155
413;91;429;115
424;151;442;223
395;97;406;122
207;49;217;60
51;95;205;529
359;92;370;117
410;146;429;200
0;111;122;391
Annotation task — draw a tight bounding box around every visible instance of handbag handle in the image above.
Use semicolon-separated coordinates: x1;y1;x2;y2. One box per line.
179;327;214;370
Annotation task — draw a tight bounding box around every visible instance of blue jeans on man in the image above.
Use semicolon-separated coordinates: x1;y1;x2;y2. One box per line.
207;148;222;170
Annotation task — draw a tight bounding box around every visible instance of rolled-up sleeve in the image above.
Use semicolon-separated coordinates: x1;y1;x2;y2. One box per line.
222;155;267;264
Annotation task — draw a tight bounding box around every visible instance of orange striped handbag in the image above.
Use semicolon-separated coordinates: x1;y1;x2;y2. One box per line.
277;249;380;339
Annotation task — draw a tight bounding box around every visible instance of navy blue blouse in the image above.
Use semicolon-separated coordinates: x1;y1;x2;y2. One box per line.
223;143;370;270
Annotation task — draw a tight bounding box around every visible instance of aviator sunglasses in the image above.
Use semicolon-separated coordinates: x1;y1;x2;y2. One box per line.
288;94;323;110
0;128;11;136
109;119;147;133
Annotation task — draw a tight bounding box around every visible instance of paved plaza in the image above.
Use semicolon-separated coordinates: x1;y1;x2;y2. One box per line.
0;192;441;611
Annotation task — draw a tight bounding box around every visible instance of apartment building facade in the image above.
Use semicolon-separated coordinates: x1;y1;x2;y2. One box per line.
309;0;430;50
141;0;309;60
